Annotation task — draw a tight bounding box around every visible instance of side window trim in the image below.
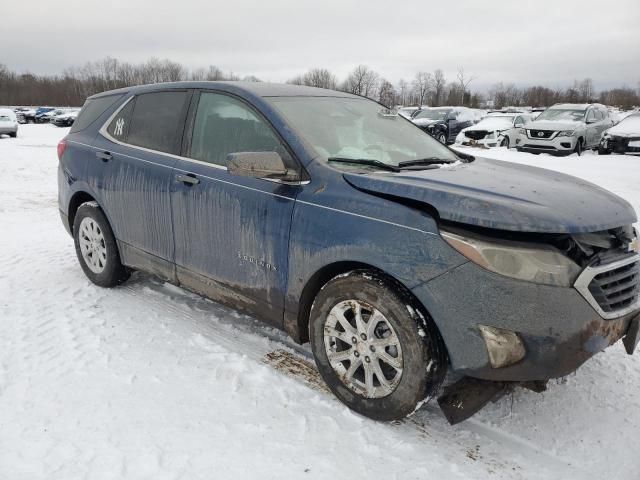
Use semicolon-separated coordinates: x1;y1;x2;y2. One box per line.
99;89;192;156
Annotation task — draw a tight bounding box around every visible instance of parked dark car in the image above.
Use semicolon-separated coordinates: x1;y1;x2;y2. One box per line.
598;113;640;155
28;107;55;123
411;107;474;144
58;82;640;424
52;110;78;127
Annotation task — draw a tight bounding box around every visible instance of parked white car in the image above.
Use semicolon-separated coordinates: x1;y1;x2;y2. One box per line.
0;108;19;138
516;103;613;156
455;113;532;148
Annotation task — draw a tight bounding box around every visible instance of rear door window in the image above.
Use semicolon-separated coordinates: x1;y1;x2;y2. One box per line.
126;91;190;154
189;92;285;167
70;94;123;133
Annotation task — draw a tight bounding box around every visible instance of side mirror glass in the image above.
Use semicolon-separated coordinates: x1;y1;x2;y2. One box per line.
514;122;524;128
227;151;291;180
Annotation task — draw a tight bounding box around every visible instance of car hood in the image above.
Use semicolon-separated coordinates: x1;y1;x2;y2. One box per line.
607;116;640;137
525;120;583;131
343;158;636;233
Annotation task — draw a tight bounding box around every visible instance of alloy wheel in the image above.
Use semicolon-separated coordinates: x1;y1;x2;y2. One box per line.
323;300;403;398
78;217;107;274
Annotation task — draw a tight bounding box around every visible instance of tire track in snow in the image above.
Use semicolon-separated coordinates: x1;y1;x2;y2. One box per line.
117;274;589;479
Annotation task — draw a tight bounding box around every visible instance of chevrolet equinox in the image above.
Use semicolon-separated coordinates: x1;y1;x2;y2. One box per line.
58;82;640;424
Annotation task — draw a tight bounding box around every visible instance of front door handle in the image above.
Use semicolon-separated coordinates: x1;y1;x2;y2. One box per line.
96;151;112;162
176;173;200;186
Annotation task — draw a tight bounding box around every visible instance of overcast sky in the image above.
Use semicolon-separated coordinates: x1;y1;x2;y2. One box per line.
5;0;639;91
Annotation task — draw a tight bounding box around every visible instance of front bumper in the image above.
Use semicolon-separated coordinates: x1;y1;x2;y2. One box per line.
414;257;640;382
516;132;577;155
600;136;640;155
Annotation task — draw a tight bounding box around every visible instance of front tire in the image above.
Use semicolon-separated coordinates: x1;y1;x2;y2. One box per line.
73;202;129;288
574;138;583;156
309;271;447;421
500;136;510;148
437;132;447;144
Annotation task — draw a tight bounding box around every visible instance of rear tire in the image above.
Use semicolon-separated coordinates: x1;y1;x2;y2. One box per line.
73;202;129;288
309;271;447;421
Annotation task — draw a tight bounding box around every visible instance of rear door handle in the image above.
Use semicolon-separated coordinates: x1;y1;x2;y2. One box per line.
176;173;200;186
96;151;112;162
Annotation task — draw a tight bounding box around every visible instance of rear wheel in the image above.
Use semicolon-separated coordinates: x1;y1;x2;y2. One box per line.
309;271;447;421
73;202;129;288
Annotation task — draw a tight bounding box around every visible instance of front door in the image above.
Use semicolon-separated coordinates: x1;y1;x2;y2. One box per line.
171;91;300;325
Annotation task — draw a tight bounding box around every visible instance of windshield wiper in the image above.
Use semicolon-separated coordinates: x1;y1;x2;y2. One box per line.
398;157;454;168
327;157;400;172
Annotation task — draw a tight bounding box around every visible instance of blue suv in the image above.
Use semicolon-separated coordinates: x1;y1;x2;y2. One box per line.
58;82;640;424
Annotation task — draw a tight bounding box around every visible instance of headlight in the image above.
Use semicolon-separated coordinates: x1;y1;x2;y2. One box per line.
518;128;527;135
557;130;575;137
440;228;581;287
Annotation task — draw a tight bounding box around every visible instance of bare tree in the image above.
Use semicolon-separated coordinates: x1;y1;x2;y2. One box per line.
432;69;446;107
456;67;476;105
397;79;409;105
287;68;337;89
343;65;379;98
412;71;433;106
377;79;396;107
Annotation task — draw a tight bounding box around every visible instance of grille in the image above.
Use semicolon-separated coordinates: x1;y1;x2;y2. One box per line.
587;260;639;313
528;129;553;139
465;130;488;140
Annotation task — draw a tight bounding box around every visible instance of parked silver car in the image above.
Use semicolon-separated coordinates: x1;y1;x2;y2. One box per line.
0;108;19;138
516;103;613;156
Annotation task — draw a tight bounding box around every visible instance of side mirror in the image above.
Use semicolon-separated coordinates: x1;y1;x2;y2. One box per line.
227;151;291;180
586;118;597;124
514;122;524;128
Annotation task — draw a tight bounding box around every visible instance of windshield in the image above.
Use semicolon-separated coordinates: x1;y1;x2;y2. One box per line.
474;116;513;130
536;109;585;122
270;97;458;167
413;109;451;120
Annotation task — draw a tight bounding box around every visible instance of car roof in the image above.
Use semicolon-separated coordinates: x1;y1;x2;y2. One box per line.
89;81;360;100
550;103;604;110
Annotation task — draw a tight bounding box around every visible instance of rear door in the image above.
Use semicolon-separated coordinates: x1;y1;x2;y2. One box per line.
170;90;300;325
90;90;191;279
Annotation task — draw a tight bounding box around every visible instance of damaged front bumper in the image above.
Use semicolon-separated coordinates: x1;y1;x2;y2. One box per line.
414;253;640;424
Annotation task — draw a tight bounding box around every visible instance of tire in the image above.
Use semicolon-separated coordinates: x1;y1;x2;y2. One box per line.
437;132;447;144
574;139;583;156
9;132;17;138
597;146;611;155
309;270;447;421
73;202;129;288
500;136;510;148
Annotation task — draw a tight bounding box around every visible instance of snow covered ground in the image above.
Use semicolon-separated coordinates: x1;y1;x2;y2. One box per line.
1;125;639;480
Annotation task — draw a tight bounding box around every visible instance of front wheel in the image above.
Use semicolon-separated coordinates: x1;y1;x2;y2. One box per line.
500;136;510;148
574;139;583;156
309;271;447;421
437;132;447;144
73;202;129;287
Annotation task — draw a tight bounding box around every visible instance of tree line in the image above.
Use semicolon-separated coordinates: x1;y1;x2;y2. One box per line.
1;57;638;110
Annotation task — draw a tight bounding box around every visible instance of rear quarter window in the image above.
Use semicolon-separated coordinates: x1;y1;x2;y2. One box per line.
70;94;123;133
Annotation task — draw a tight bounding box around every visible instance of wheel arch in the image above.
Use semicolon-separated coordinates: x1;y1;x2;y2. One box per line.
291;261;443;349
68;191;98;230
